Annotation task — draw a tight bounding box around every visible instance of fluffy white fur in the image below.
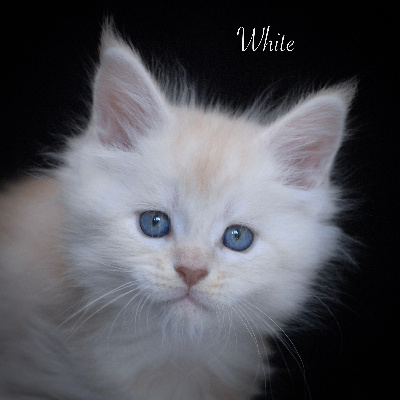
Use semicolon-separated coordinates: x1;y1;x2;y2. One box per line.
0;26;355;399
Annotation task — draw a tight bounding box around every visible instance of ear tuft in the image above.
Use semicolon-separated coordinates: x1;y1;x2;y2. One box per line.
91;24;169;148
268;82;356;188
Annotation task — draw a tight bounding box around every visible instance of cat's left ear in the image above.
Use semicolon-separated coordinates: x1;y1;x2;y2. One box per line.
91;26;170;148
266;84;355;188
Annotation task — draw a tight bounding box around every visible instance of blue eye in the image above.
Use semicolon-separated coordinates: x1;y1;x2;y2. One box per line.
140;211;170;238
223;225;253;251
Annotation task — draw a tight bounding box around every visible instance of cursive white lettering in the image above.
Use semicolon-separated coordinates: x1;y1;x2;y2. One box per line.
237;26;294;52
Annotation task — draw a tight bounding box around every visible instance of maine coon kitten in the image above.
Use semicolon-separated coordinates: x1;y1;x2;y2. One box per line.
0;25;355;400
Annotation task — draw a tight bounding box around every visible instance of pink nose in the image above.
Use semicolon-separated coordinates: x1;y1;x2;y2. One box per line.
176;266;208;287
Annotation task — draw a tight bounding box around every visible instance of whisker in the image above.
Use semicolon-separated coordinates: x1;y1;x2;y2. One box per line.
145;294;157;332
313;294;343;353
240;299;311;399
61;282;138;330
136;292;153;337
107;287;144;341
214;304;235;355
133;291;153;338
231;303;267;391
235;301;271;397
241;299;305;370
69;285;140;335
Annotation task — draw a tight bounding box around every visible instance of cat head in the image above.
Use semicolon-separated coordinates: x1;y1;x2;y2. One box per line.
60;26;355;340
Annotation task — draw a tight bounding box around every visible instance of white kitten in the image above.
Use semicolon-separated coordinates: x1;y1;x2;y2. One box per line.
0;25;355;399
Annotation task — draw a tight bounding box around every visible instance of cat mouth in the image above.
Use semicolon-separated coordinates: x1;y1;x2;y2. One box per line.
175;293;209;311
179;293;198;305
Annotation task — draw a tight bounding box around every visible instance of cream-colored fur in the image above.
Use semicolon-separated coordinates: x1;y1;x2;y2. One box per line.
0;25;355;399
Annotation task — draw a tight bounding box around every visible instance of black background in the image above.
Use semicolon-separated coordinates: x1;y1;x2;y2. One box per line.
2;2;397;399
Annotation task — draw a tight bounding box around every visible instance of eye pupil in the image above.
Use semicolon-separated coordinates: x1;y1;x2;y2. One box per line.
223;224;253;251
153;216;161;226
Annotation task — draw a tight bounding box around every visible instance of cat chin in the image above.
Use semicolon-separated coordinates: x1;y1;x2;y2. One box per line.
157;296;217;343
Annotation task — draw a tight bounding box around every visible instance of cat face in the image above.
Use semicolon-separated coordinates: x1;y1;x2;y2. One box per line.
60;27;353;340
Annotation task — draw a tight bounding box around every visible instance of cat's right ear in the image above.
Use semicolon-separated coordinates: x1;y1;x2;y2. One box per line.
91;26;170;148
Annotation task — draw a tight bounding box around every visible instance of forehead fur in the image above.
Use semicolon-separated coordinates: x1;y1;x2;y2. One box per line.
164;107;266;199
